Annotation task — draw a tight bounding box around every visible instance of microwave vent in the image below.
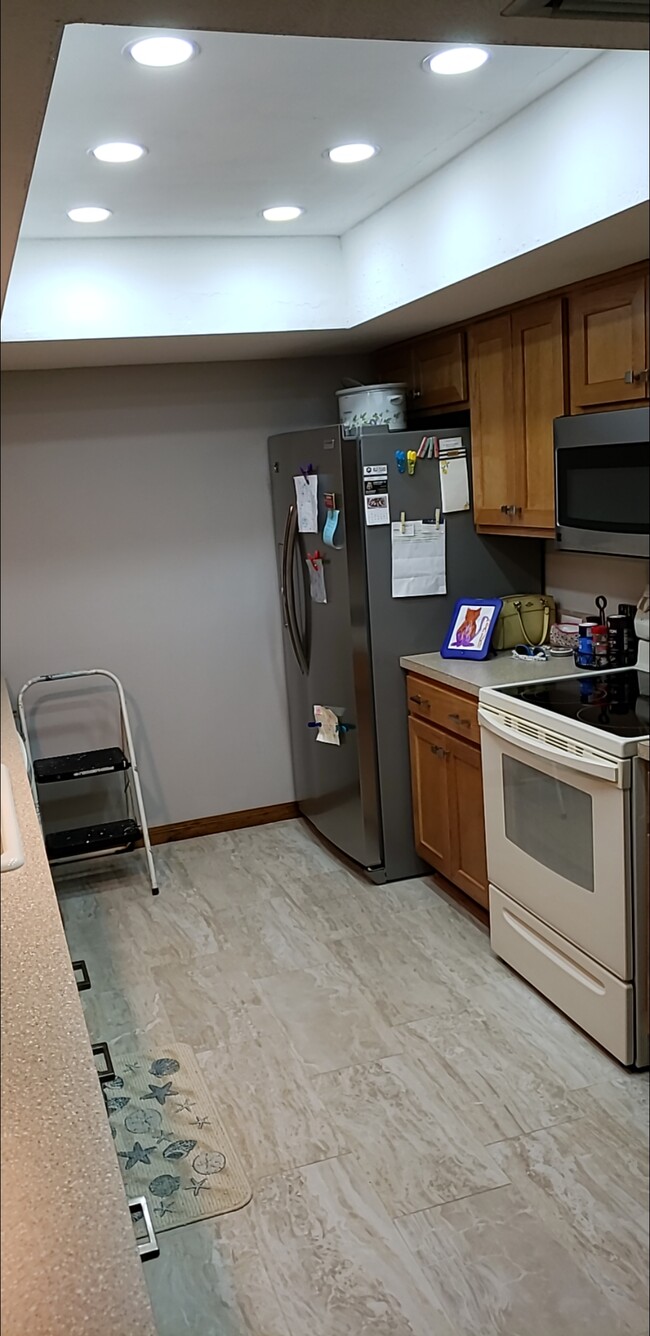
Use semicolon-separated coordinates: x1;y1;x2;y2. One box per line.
502;0;649;19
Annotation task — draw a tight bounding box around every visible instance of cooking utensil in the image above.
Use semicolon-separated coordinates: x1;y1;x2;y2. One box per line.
595;594;608;621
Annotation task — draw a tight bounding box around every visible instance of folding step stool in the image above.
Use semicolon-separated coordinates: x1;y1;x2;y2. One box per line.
17;669;159;895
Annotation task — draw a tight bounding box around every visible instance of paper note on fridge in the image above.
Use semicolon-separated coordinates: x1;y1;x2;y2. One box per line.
313;705;340;745
293;474;318;532
391;520;447;598
439;456;470;513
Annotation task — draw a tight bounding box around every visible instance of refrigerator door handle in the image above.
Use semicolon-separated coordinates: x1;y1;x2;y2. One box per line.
281;504;308;675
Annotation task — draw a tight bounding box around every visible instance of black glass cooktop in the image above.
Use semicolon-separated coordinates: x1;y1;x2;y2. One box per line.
497;669;650;738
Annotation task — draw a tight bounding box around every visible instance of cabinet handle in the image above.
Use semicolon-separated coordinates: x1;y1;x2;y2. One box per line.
501;504;518;517
449;713;471;728
409;695;430;707
625;367;649;384
410;389;422;400
430;744;448;758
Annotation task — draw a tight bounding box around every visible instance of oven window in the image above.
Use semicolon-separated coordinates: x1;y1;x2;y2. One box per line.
502;755;594;891
556;442;649;534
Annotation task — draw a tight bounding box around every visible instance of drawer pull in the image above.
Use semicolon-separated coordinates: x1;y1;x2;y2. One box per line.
92;1041;115;1086
409;695;430;708
129;1196;160;1260
449;713;471;728
430;744;448;758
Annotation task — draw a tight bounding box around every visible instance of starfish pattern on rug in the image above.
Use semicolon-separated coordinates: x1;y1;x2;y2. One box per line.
117;1141;158;1170
154;1200;176;1219
185;1176;210;1197
142;1081;179;1105
174;1098;196;1113
192;1115;210;1129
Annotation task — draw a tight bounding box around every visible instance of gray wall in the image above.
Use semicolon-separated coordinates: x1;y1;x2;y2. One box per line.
1;357;368;826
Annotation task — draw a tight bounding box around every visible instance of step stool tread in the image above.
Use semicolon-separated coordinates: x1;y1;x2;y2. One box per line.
46;818;141;860
34;747;130;783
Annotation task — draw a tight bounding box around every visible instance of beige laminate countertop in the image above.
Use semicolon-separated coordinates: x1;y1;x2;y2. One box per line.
0;679;156;1336
400;649;585;696
639;739;650;763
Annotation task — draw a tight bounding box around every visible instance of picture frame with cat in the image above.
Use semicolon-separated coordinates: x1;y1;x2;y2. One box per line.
440;598;503;660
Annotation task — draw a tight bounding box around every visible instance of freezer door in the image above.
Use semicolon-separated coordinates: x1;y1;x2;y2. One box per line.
268;428;382;870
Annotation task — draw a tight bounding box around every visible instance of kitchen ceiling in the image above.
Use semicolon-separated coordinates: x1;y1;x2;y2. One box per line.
21;26;600;240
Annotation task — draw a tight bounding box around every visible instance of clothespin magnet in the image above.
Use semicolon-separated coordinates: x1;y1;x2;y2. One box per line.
428;437;436;459
400;511;406;534
417;436;428;459
435;508;441;530
407;450;417;476
395;450;406;474
300;462;314;478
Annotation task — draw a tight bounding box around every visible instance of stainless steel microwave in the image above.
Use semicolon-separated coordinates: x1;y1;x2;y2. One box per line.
554;407;649;558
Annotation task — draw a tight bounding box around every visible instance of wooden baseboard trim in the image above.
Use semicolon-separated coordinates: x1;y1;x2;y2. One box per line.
147;801;300;846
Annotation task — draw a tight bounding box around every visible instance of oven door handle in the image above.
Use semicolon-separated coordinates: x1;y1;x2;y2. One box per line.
477;707;625;786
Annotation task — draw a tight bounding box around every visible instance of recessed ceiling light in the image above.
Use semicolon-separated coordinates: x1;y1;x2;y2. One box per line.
90;142;147;163
327;143;378;164
425;47;489;75
262;206;304;222
126;36;199;67
67;206;112;223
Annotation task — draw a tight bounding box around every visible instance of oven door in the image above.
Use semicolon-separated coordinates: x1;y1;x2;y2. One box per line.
479;706;632;980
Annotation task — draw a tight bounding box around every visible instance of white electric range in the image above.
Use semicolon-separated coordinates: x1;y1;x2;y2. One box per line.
478;607;649;1068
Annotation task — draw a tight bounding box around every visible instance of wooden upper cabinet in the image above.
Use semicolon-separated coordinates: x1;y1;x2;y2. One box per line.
411;329;468;409
467;315;517;528
469;300;566;536
569;272;649;411
511;297;566;532
375;328;468;410
375;342;414;394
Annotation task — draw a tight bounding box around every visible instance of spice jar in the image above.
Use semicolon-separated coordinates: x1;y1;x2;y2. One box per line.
575;623;595;669
591;624;609;670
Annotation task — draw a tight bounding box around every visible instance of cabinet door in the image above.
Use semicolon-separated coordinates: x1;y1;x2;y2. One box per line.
412;329;467;409
408;716;452;878
468;316;518;527
569;273;648;410
511;297;566;534
447;733;488;908
375;342;415;396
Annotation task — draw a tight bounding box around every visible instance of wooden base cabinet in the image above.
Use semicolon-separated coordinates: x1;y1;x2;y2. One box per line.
408;706;488;910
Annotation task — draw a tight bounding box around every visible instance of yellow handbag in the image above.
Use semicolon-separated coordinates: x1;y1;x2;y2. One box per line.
492;595;556;651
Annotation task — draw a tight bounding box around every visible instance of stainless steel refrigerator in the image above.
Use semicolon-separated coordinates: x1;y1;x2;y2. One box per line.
268;425;542;882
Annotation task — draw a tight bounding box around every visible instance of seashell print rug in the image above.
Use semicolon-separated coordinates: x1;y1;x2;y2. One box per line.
104;1043;252;1232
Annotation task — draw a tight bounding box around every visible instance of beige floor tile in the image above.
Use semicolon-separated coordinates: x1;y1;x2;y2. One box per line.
246;1156;458;1336
572;1073;650;1146
329;921;472;1026
201;895;336;978
397;1183;632;1336
81;978;176;1055
490;1117;649;1334
256;962;403;1075
402;1004;584;1144
153;956;345;1179
314;1054;508;1216
144;1215;291;1336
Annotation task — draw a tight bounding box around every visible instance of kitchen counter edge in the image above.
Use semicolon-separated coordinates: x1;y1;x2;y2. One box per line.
400;650;585;696
0;678;156;1336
